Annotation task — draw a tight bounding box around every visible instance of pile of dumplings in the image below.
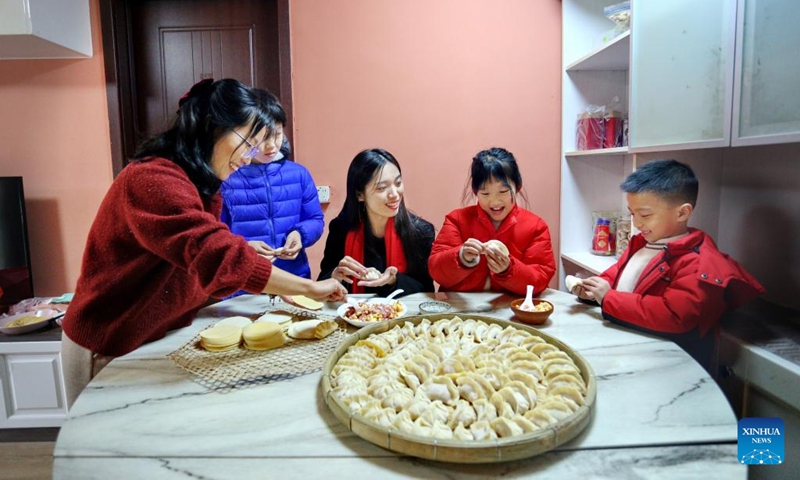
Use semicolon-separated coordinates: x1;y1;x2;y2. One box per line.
330;316;587;441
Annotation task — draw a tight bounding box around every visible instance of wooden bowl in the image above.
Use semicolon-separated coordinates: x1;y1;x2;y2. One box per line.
510;299;554;325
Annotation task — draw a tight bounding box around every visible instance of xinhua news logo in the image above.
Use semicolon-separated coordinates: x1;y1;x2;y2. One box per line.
738;417;784;465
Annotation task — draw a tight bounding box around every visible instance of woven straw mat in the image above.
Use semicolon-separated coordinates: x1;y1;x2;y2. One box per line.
167;304;345;391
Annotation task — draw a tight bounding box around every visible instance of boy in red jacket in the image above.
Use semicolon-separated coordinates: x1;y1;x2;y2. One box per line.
574;159;764;371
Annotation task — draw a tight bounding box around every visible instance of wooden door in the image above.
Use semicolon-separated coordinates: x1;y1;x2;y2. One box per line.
100;0;292;175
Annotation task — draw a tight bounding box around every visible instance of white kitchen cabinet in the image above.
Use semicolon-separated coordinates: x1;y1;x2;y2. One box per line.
629;0;737;151
0;0;92;59
0;340;67;428
732;0;800;146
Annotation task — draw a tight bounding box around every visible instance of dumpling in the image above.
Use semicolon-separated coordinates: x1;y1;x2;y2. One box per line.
484;323;504;340
364;406;397;428
447;399;477;429
511;415;538;434
405;396;431;420
548;385;585;409
472;398;498;422
411;418;434;437
547;373;587;394
381;388;414;412
508;350;542;365
367;380;405;400
532;342;559;357
456;373;494;402
342;393;377;412
496;381;536;413
419;400;451;425
476;367;510;391
489;391;516;419
453;422;474;440
399;367;422;392
459;319;478;337
507;370;539;390
524;408;556;428
392;410;416;434
420;376;459;406
537;398;574;420
520;335;546;350
469;420;498;441
431;420;454;440
513;360;544;381
490;417;523;438
332;382;368;401
544;363;581;382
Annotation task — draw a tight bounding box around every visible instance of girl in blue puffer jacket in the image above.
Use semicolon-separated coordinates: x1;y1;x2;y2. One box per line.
220;90;324;281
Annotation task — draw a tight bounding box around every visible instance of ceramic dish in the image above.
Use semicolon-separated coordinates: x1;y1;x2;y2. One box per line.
0;309;62;335
336;298;408;328
418;300;452;314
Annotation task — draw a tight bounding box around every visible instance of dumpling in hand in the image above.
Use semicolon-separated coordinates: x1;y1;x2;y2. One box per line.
363;267;381;280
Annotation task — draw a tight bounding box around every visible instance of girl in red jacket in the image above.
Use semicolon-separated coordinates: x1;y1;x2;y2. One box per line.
428;147;555;296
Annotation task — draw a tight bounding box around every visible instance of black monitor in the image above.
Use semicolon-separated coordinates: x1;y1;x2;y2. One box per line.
0;177;34;309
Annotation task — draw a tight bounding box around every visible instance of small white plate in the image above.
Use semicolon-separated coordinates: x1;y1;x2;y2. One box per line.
337;298;408;328
0;309;62;335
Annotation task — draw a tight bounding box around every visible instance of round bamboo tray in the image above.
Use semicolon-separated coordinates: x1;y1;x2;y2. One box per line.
321;313;597;463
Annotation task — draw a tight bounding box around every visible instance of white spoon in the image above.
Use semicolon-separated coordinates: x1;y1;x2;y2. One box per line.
521;285;535;311
385;289;405;300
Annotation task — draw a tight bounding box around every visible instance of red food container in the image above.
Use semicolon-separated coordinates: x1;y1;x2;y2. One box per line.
604;112;621;148
577;112;604;150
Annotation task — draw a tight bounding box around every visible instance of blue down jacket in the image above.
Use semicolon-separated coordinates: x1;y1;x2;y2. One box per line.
220;159;324;279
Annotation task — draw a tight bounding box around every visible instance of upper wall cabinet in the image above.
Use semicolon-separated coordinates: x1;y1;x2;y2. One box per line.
629;0;737;151
732;0;800;146
0;0;92;59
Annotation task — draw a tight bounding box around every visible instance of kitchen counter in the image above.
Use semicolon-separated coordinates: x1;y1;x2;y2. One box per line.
53;290;745;479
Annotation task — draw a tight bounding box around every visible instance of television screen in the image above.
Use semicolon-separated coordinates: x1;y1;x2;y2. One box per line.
0;176;34;308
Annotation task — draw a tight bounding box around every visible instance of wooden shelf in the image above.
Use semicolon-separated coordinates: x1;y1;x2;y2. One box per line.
565;146;628;157
561;252;618;276
566;31;630;72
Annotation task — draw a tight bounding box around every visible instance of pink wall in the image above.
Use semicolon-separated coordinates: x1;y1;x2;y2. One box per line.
289;0;563;283
0;0;112;296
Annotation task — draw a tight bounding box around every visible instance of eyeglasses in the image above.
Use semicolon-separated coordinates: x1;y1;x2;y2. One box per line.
230;129;260;159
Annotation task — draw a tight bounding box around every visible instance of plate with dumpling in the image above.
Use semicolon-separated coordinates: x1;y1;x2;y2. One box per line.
321;314;596;463
336;298;408;328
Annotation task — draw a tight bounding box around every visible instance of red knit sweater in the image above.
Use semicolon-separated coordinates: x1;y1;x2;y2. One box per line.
62;158;272;356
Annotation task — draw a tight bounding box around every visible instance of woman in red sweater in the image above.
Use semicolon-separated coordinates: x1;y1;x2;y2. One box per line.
61;79;346;408
428;147;555;296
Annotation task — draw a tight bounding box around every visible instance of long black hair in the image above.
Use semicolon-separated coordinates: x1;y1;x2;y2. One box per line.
133;78;281;198
336;148;427;267
462;147;529;206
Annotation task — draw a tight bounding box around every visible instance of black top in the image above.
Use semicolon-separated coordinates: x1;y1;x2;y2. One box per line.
318;215;435;297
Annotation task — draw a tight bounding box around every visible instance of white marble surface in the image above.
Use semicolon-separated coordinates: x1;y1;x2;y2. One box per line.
53;290;746;478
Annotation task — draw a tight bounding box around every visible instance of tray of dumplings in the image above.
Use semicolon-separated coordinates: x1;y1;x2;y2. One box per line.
321;314;596;463
167;308;347;391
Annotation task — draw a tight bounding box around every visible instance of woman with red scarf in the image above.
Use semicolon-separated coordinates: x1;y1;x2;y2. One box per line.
318;149;434;297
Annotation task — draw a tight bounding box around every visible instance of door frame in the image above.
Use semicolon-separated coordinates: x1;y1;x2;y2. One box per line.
99;0;293;176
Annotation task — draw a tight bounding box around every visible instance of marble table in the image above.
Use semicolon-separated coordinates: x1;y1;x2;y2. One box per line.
53;290;746;479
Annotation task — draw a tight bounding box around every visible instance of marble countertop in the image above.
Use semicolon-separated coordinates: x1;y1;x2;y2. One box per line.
53;290;745;479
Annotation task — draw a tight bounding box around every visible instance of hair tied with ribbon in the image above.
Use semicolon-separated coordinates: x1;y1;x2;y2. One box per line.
177;78;214;112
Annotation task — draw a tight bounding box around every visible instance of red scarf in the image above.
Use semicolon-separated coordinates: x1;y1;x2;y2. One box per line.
344;217;407;293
